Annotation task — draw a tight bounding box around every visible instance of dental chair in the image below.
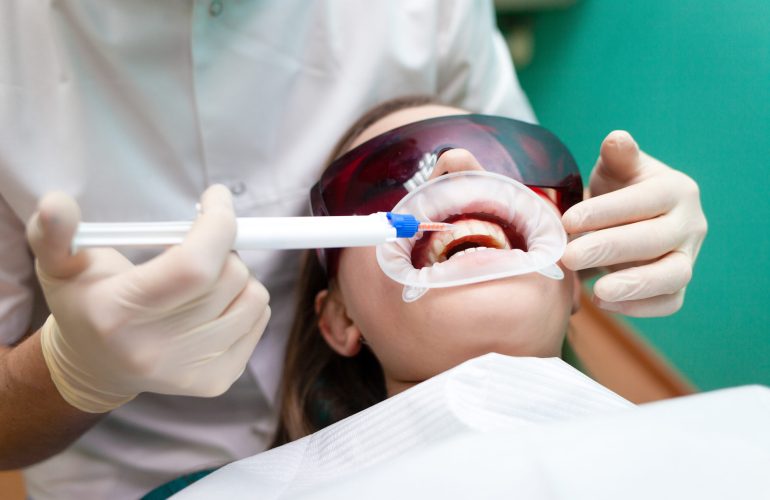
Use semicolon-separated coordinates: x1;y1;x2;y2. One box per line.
567;285;695;403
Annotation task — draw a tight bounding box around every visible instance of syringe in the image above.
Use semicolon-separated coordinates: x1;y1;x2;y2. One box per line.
72;212;453;252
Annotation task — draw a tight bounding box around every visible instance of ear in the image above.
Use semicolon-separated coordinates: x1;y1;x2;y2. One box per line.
569;270;582;315
315;288;362;357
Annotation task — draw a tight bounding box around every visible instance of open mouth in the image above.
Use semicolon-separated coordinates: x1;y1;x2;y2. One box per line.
377;173;569;295
411;212;528;268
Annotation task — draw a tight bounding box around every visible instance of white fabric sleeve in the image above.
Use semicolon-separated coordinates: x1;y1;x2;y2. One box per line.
436;0;537;124
0;193;35;345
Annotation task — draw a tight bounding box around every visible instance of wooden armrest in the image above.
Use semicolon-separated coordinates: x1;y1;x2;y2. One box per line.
568;286;696;404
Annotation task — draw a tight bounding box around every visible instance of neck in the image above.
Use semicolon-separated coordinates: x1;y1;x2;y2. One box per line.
385;377;418;397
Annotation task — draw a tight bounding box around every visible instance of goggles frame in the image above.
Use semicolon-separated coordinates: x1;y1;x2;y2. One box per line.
310;114;582;275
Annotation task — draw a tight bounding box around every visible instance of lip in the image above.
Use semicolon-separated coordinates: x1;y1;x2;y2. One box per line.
410;202;530;269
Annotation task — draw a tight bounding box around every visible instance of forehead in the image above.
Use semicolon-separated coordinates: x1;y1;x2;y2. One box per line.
348;104;469;151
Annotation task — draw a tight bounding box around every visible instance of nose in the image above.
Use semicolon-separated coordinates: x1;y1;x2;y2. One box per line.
428;148;485;180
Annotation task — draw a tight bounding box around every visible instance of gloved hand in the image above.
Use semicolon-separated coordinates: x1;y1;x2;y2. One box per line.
27;185;271;413
561;131;707;317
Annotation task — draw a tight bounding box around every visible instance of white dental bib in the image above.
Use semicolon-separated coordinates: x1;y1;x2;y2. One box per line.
375;171;567;302
174;356;770;500
173;354;632;499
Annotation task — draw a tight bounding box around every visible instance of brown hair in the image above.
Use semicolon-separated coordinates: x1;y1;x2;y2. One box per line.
272;96;440;447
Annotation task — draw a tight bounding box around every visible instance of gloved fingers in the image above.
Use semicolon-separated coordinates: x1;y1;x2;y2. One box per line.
198;302;271;398
35;247;132;294
214;277;271;348
178;278;270;358
575;266;605;283
122;185;239;307
591;133;674;196
181;184;238;270
593;288;686;317
561;215;683;271
588;131;642;195
668;174;708;261
172;292;271;398
429;148;485;179
604;259;651;274
120;277;270;396
26;191;89;280
562;176;677;234
126;251;251;318
194;253;253;318
593;251;693;302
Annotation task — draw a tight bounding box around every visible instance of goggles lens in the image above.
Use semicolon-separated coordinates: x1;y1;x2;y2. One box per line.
310;114;582;274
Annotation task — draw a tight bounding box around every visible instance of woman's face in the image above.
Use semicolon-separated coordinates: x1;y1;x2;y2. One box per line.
320;105;579;395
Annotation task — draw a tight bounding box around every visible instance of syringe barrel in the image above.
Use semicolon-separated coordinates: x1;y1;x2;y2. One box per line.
235;213;397;249
73;213;398;251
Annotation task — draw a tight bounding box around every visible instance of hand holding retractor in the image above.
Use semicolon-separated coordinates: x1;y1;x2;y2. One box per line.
561;131;707;317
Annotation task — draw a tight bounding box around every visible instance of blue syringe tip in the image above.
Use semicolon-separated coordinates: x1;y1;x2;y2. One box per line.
386;212;420;237
386;212;454;238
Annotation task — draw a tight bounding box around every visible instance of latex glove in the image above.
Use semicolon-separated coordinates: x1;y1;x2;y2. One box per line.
27;185;270;413
561;131;707;317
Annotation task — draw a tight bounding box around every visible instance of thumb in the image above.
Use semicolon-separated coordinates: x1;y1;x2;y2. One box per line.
589;130;641;197
27;192;89;280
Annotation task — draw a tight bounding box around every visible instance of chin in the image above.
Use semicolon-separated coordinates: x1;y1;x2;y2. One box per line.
474;327;564;358
420;281;568;356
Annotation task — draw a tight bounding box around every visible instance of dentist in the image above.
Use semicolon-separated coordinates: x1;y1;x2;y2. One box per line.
0;1;705;498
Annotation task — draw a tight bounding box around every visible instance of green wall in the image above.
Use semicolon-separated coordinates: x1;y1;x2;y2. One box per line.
515;0;770;391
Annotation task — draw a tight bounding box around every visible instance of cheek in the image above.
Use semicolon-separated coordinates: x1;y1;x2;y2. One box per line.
337;248;441;378
337;248;409;339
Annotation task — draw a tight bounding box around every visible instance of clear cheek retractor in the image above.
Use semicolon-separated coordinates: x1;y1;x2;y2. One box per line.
375;171;567;302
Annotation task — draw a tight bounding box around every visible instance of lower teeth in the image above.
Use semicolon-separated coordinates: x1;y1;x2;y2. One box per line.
445;246;490;261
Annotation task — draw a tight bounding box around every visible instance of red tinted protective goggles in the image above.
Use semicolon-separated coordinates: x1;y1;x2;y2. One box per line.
310;114;583;275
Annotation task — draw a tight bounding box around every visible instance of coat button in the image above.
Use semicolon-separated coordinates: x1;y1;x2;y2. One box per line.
229;181;247;196
209;0;223;17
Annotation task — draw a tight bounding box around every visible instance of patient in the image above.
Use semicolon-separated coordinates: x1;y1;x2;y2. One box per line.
271;96;587;446
167;98;740;500
169;97;634;498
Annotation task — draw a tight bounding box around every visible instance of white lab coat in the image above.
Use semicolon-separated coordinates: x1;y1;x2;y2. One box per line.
0;1;534;497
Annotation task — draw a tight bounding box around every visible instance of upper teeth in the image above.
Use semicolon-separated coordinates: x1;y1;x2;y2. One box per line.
427;219;511;264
